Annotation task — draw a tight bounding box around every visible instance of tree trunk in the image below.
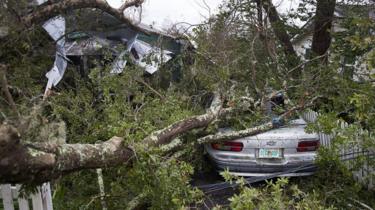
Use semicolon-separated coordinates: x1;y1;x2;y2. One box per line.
311;0;336;58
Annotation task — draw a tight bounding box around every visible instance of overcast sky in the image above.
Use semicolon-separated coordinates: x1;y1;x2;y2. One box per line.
107;0;304;29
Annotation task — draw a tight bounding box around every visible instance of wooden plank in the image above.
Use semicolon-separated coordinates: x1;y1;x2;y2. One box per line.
16;185;30;210
10;186;18;199
31;187;43;210
97;169;108;210
369;168;374;190
1;184;15;210
41;183;53;210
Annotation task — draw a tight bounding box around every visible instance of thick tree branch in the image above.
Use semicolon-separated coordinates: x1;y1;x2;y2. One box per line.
126;192;147;210
143;92;228;146
135;78;165;100
0;124;20;154
198;121;273;144
197;101;313;144
260;0;297;58
0;126;134;183
118;0;144;12
22;0;151;35
0;64;18;115
256;0;263;28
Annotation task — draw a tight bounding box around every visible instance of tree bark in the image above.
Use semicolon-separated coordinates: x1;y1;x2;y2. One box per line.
259;0;301;79
311;0;336;58
143;92;228;146
260;0;297;58
22;0;151;35
0;64;18;115
255;0;263;28
0;125;134;183
198;121;273;144
197;103;303;143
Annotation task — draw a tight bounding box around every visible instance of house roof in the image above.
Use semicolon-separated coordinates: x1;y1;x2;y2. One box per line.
64;9;184;55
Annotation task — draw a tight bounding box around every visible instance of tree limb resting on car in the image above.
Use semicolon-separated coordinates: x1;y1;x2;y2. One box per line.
0;92;229;183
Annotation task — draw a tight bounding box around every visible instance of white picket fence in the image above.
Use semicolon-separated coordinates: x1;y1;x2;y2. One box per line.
0;183;53;210
302;110;374;190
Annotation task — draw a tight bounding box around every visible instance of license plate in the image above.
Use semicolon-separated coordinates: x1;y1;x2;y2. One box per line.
259;148;282;158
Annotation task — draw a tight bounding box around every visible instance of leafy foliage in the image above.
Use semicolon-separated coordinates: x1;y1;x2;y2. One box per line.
1;0;375;209
227;177;333;210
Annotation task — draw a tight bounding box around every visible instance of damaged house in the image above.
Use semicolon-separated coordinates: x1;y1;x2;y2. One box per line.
41;8;190;94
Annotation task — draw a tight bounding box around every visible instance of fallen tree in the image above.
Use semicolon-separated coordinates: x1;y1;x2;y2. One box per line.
0;0;337;184
1;1;375;209
0;88;319;184
0;92;220;183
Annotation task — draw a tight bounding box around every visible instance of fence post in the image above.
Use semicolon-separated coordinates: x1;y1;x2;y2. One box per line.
42;183;53;210
97;168;108;210
16;185;30;210
31;186;43;210
1;184;15;210
1;183;53;210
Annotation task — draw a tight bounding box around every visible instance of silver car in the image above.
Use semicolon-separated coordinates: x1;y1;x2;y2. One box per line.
205;119;320;177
